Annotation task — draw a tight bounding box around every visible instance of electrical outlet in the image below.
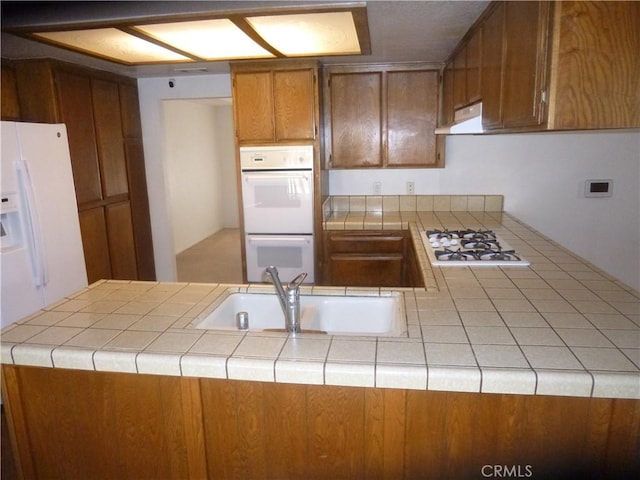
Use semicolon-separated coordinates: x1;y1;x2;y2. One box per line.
373;181;382;195
406;181;415;195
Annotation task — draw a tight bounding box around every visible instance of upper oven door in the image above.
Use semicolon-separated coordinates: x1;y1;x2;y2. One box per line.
241;170;313;233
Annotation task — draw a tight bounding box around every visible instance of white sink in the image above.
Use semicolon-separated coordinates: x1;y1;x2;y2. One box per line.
191;292;406;337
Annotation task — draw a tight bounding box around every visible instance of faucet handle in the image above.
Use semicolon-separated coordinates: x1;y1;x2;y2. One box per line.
288;272;307;289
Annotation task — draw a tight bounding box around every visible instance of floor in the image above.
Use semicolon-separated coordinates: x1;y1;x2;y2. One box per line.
176;228;243;284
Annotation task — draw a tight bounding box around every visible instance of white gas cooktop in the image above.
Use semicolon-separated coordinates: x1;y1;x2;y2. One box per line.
421;229;530;267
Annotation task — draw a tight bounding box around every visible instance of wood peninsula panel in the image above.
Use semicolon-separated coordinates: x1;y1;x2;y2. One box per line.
3;368;639;479
2;366;197;479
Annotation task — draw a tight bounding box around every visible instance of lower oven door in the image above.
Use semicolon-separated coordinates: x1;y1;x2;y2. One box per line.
245;234;314;283
241;170;313;234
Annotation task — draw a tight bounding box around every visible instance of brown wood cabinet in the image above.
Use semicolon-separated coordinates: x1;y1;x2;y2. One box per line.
232;62;318;144
0;62;20;120
479;1;505;129
443;0;640;132
500;0;550;129
547;0;640;129
323;230;423;287
325;66;443;168
8;60;155;283
3;365;639;479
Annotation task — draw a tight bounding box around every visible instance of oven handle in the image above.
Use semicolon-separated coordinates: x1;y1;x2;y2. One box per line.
243;173;310;182
248;236;312;244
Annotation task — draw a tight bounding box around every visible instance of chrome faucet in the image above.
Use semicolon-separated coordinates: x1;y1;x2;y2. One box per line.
265;266;307;334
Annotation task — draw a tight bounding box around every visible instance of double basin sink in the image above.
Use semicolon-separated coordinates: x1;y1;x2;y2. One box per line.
191;291;406;337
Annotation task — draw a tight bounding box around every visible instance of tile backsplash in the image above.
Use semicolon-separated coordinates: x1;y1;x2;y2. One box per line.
324;195;504;217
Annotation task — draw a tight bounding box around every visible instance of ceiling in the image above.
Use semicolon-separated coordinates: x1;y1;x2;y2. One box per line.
1;1;489;78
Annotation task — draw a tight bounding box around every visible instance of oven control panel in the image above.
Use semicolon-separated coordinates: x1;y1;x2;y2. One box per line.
240;145;313;171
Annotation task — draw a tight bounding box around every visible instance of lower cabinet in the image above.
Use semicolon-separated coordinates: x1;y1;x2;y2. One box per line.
323;230;423;287
3;366;639;479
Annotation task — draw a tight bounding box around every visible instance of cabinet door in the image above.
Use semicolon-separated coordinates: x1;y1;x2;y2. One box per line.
1;63;20;120
550;1;640;129
234;71;274;142
79;207;111;283
273;69;315;141
56;71;102;204
465;29;482;104
92;78;129;197
481;2;505;129
329;72;382;168
119;83;156;280
501;1;549;128
452;45;467;109
440;62;454;126
387;70;439;167
329;254;404;287
106;201;138;280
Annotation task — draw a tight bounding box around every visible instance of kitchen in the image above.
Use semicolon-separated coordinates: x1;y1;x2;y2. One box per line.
1;1;639;478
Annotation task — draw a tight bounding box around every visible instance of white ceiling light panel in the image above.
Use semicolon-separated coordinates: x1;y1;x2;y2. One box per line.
247;12;361;56
135;19;275;60
33;28;191;63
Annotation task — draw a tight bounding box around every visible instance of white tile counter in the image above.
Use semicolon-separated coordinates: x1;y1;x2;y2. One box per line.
2;209;639;399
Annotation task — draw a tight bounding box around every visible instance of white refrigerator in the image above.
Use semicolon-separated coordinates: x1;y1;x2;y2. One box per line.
1;121;88;328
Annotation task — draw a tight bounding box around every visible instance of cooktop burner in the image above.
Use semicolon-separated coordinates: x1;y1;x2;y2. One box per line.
423;229;530;267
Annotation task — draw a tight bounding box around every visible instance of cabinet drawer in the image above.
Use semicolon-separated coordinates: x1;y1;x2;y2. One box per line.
329;254;404;287
328;232;404;254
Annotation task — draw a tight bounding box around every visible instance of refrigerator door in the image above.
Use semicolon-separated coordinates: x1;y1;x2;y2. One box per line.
1;122;88;328
15;123;88;306
1;124;44;326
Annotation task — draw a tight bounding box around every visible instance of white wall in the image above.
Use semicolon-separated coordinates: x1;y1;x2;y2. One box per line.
215;105;239;227
137;75;232;280
163;100;236;254
330;130;640;291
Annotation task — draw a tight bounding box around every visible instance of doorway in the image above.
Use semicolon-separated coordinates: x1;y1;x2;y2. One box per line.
162;98;242;283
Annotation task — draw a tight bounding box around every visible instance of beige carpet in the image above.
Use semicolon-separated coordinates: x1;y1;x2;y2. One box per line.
176;228;243;284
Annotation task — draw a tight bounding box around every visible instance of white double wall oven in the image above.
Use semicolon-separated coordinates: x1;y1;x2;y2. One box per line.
240;145;315;283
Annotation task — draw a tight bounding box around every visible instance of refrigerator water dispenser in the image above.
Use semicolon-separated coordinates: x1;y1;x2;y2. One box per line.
0;192;23;250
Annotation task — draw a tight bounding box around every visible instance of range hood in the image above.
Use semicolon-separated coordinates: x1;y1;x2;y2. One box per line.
435;102;484;134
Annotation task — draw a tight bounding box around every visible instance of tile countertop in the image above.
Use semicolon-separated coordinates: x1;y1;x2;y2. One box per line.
2;204;639;399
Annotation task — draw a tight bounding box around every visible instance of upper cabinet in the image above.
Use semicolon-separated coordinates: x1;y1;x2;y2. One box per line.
325;66;443;169
231;61;319;144
547;1;640;129
442;0;639;133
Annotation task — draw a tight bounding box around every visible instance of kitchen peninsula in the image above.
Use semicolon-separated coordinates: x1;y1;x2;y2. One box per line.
2;196;638;479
